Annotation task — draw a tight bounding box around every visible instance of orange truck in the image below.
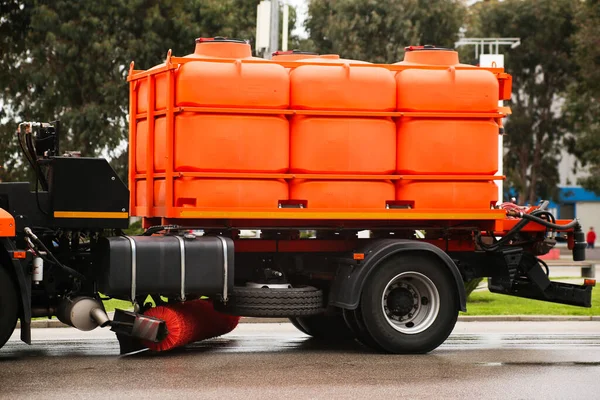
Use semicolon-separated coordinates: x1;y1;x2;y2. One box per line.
0;38;592;354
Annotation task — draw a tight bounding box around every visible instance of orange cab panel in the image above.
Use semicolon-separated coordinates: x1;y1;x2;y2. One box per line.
0;208;15;237
173;178;288;209
135;117;167;173
176;61;289;109
396;69;499;112
290;65;396;111
173;113;289;173
290;180;395;209
397;118;498;175
290;116;395;174
396;181;498;209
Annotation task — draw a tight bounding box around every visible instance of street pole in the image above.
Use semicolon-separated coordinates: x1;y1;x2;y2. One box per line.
282;3;289;51
269;0;279;58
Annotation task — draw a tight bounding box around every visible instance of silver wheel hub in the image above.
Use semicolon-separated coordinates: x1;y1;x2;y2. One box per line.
381;271;440;334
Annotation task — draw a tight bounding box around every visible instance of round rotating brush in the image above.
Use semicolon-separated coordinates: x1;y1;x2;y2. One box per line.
142;299;240;352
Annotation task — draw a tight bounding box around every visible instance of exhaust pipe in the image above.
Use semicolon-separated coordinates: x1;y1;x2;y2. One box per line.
57;297;110;331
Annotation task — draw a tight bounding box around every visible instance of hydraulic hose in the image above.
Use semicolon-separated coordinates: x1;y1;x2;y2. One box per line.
478;203;568;252
508;210;580;231
24;228;86;281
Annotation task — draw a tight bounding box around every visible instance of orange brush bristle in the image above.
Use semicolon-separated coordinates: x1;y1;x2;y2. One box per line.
142;299;240;352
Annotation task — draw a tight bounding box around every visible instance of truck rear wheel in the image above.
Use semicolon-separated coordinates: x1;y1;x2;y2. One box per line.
360;254;459;354
342;307;384;351
0;267;19;349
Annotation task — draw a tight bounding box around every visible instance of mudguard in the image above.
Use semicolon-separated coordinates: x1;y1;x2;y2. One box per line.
0;238;32;344
328;239;467;312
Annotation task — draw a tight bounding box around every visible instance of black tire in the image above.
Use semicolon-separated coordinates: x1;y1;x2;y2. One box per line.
360;254;459;354
342;307;384;351
296;311;356;341
215;286;323;317
289;317;310;335
0;267;19;350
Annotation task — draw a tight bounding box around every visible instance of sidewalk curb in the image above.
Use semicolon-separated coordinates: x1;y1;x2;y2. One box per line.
17;315;600;329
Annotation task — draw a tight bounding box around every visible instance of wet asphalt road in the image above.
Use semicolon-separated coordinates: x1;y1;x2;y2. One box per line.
1;322;600;400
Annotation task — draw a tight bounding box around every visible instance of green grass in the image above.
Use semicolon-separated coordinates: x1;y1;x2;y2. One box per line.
462;286;600;316
102;298;136;312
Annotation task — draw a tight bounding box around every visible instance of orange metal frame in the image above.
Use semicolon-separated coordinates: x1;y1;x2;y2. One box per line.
127;52;518;230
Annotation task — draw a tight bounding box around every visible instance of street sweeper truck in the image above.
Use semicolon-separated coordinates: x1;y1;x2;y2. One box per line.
0;38;593;355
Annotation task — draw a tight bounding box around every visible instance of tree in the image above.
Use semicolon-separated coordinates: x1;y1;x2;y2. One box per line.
465;0;578;205
304;0;466;63
0;0;296;184
564;0;600;194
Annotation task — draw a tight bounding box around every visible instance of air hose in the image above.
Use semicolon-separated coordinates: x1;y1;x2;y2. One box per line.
477;201;576;252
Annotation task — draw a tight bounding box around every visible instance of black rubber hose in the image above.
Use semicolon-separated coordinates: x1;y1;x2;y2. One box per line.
142;225;181;236
531;210;556;225
478;206;555;251
24;228;86;281
520;212;580;230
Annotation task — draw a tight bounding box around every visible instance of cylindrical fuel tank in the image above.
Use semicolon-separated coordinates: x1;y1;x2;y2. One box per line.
290;116;396;174
94;235;234;300
396;118;499;175
396;180;498;209
290;180;395;209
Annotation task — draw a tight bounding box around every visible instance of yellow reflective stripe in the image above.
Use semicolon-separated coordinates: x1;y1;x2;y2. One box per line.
54;211;129;219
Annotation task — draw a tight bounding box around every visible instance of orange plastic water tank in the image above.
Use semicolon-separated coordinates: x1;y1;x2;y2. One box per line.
290;116;395;174
397;118;498;175
172;113;288;173
137;38;287;112
289;63;396;175
272;50;320;61
173;178;288;209
137;113;289;174
136;179;288;209
395;47;498;112
135;117;167;173
291;64;395;110
187;37;262;60
396;181;498;209
135;38;290;177
175;60;288;108
135;180;165;207
290;180;395;209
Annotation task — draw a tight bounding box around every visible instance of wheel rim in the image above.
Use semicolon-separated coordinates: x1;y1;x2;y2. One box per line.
381;271;440;334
